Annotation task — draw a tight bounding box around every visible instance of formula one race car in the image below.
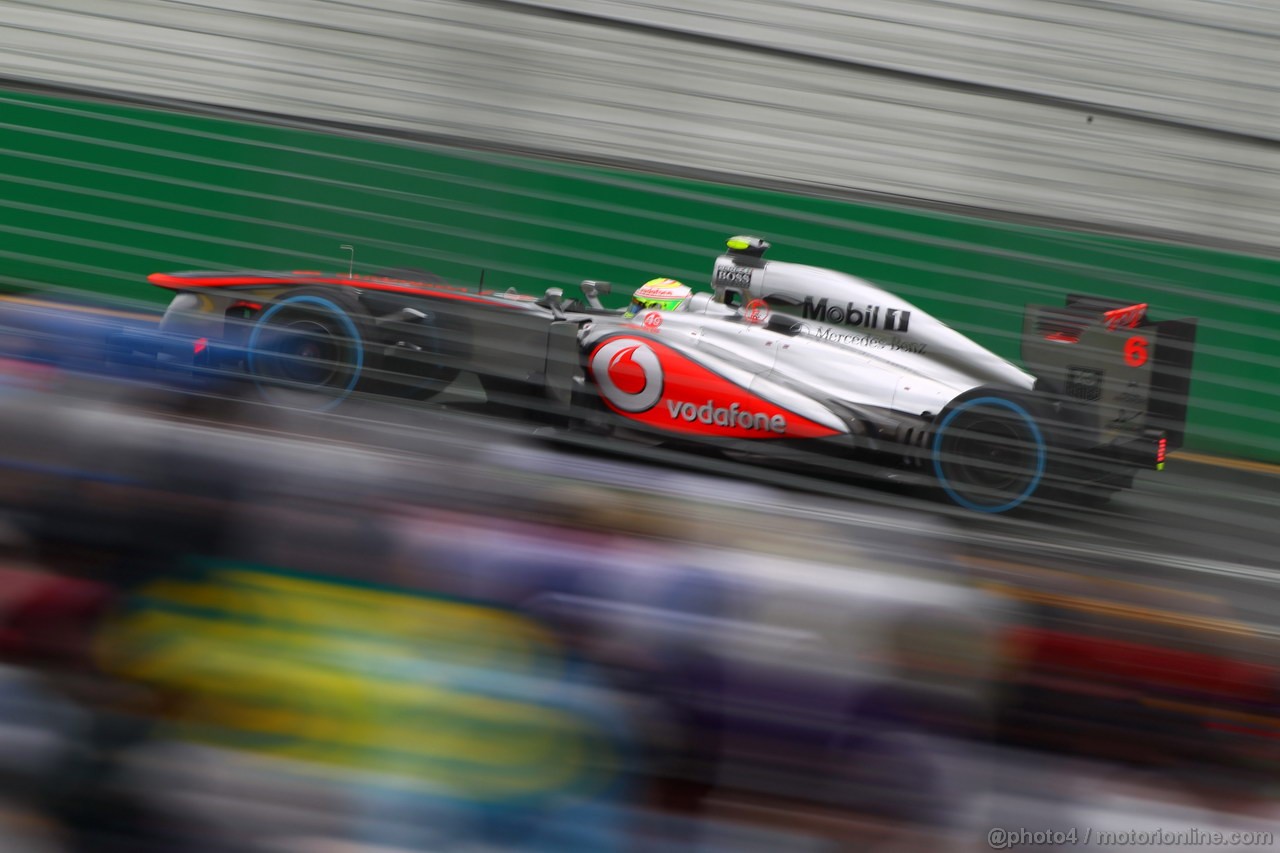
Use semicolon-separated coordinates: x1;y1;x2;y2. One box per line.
131;236;1196;512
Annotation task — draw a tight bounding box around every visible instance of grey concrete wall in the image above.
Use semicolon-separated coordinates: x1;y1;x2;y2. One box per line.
3;0;1278;247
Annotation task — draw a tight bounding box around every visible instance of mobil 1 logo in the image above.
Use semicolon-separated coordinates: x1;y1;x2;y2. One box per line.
801;296;911;332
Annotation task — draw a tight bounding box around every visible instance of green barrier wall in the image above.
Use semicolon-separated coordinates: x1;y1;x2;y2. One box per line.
2;89;1277;461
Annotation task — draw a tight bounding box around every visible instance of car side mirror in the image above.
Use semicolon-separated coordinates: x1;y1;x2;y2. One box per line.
579;280;611;310
544;287;567;320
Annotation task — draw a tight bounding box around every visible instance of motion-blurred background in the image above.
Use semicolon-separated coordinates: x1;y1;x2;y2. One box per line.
0;2;1278;850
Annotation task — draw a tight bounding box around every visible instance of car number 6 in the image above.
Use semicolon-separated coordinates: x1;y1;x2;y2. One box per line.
1124;336;1149;367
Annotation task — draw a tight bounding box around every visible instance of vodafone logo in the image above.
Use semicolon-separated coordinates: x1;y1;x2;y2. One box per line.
590;338;663;413
588;335;841;440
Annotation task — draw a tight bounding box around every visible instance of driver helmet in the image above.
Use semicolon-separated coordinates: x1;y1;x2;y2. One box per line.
624;278;692;318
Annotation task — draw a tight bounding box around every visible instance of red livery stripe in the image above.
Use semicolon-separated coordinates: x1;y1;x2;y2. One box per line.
147;271;519;308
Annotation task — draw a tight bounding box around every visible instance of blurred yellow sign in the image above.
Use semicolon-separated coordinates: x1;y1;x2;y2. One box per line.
96;564;618;800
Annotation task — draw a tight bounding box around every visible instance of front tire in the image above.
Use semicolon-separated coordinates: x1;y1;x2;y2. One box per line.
931;392;1048;513
246;289;371;410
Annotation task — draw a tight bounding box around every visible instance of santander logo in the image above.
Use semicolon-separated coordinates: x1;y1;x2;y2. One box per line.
591;339;663;412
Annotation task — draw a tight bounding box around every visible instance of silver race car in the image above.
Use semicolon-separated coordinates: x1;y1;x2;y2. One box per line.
136;236;1197;512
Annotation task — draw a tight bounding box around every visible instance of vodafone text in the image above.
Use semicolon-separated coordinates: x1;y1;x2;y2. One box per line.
666;399;787;434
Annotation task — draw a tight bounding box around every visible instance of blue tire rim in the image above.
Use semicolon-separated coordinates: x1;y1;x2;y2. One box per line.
247;295;364;411
932;396;1046;513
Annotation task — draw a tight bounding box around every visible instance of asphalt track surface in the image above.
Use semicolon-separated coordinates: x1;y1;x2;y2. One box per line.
966;459;1280;631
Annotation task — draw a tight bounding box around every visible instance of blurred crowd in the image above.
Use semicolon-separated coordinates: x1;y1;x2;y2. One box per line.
0;363;1275;851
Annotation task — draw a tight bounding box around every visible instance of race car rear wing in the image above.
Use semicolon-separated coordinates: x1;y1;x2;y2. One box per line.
1021;297;1197;450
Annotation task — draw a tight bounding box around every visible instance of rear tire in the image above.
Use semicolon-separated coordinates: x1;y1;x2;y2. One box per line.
931;392;1048;513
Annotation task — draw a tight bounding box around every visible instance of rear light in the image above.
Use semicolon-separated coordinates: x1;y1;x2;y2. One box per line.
1135;430;1169;471
1120;430;1169;470
193;337;208;355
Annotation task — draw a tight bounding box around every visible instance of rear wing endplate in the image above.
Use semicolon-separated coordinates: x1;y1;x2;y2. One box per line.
1022;297;1197;449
